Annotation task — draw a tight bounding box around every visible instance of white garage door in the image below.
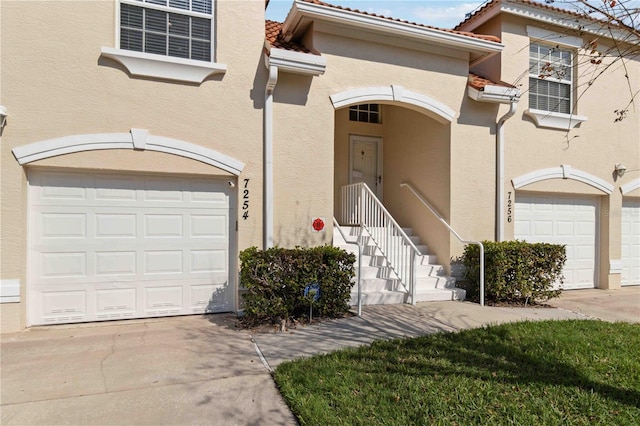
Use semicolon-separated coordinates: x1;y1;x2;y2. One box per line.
28;170;235;325
515;195;597;289
622;199;640;286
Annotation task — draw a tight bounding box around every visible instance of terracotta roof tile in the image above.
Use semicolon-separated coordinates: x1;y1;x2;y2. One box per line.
300;0;501;43
265;20;312;53
468;73;515;89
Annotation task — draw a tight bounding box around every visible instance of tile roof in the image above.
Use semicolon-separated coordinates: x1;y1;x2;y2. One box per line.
456;0;620;30
297;0;501;43
468;73;515;89
265;20;311;53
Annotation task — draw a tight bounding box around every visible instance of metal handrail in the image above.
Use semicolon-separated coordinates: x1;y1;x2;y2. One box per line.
400;182;485;306
341;182;420;304
333;217;363;316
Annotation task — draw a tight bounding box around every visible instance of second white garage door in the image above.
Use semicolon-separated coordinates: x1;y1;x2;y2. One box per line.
28;169;235;326
622;199;640;286
515;195;597;289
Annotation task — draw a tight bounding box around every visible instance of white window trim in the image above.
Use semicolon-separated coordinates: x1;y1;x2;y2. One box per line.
102;0;226;84
527;37;588;129
524;108;587;130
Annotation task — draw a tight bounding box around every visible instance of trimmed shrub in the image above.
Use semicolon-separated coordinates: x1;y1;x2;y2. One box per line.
462;240;565;304
239;246;355;326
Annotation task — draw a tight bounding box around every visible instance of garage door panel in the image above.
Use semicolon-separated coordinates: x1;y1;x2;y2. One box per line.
145;286;183;314
144;214;184;238
96;251;137;275
28;170;234;326
96;288;137;319
622;200;640;286
41;252;87;278
515;195;597;289
190;249;226;273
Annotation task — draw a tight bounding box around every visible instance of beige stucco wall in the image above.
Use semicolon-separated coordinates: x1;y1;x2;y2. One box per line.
497;16;640;289
0;0;267;332
297;26;487;271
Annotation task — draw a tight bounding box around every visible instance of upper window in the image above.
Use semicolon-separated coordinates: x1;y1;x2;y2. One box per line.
349;104;381;124
120;0;213;62
528;43;573;114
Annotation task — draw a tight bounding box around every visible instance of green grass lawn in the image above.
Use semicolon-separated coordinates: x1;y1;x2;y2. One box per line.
274;320;640;425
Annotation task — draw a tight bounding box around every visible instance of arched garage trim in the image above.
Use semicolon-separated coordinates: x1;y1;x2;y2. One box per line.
512;165;613;194
12;129;245;175
621;178;640;195
330;85;456;124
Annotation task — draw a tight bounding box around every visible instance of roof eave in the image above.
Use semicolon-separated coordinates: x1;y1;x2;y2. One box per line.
459;1;640;44
283;0;504;55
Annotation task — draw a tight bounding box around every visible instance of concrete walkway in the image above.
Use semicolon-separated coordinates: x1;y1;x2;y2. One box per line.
1;315;297;426
1;287;638;425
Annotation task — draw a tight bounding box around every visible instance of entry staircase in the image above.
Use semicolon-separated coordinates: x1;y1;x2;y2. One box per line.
334;182;466;306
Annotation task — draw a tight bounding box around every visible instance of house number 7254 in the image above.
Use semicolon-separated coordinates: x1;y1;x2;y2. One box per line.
242;179;249;220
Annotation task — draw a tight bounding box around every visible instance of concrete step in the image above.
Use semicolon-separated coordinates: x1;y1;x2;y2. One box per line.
357;277;404;292
350;290;407;306
415;263;446;277
415;275;457;290
414;288;466;302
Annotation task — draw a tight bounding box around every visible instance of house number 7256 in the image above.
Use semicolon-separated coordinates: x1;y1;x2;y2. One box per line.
507;191;512;223
242;179;249;220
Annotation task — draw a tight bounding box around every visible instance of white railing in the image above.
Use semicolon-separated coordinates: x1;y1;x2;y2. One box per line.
333;218;363;316
341;182;421;304
400;182;485;306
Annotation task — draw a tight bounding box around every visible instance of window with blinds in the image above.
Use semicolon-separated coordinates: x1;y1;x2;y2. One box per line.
529;43;573;114
120;0;213;62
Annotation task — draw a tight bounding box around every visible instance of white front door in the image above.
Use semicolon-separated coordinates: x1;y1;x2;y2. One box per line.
515;194;598;289
28;169;235;325
621;199;640;286
350;135;382;198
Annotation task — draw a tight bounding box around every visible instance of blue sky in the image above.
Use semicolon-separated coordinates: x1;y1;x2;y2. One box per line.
265;1;486;28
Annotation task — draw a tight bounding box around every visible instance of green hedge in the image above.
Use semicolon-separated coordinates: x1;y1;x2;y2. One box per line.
239;246;355;326
462;240;566;304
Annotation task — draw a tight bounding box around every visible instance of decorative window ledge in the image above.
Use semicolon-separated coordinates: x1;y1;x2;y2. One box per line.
524;108;587;130
100;47;226;84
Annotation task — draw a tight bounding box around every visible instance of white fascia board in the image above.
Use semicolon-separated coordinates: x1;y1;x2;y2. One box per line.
499;3;639;45
268;48;327;76
468;85;521;104
285;0;503;54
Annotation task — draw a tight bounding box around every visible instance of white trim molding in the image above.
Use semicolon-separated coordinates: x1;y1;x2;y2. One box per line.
100;47;227;84
609;259;623;275
524;109;587;130
512;165;614;194
267;47;326;76
1;279;20;304
621;178;640;195
12;129;245;175
526;26;583;48
285;0;504;55
330;85;455;124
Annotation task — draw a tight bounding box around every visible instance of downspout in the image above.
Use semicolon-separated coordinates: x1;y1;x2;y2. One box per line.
264;64;278;249
496;101;517;242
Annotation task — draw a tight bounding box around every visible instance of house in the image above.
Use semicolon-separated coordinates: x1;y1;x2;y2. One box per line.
1;0;638;333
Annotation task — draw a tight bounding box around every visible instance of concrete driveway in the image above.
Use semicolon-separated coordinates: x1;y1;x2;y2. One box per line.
0;315;296;426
